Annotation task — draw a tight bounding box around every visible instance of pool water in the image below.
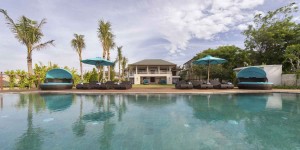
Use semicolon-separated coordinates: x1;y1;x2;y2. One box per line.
0;93;300;150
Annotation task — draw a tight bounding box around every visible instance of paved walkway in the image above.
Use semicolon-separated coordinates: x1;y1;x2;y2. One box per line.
1;88;300;94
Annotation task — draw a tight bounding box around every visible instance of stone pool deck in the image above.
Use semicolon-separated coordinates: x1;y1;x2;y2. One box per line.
1;87;300;94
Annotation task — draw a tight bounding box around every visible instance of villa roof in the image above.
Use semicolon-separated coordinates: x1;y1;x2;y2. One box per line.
129;59;176;66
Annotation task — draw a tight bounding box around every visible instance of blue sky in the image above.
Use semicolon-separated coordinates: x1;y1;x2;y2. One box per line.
0;0;299;72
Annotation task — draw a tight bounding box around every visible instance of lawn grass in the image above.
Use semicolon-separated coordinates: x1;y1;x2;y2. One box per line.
133;84;175;88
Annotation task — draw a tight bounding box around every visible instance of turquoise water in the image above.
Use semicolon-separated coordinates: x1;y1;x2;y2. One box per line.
0;93;300;150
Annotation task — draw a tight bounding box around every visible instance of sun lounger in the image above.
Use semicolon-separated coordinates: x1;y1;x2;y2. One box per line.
76;81;100;89
175;81;193;89
76;83;89;89
114;81;132;90
191;81;213;89
94;81;116;89
210;80;234;89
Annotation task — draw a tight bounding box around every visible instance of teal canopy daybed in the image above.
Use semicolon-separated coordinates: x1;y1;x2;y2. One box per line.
237;67;273;90
40;69;73;90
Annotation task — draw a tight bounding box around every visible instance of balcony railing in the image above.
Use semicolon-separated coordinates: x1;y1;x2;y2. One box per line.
129;71;172;76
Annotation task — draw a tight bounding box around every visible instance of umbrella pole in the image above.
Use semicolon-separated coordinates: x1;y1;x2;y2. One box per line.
97;66;101;82
207;63;210;83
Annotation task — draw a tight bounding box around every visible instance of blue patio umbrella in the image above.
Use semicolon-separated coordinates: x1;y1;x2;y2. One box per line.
81;57;114;81
193;55;227;83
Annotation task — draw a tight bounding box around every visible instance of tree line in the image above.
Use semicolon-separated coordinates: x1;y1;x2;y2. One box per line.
186;3;300;83
0;9;128;88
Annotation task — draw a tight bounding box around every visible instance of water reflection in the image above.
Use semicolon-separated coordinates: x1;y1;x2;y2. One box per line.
0;93;299;149
41;94;73;112
187;94;242;121
72;95;86;137
266;94;282;110
127;94;176;108
236;94;268;113
187;93;300;149
15;94;45;150
0;95;3;110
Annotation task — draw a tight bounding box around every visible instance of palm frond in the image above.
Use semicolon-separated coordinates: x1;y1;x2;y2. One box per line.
71;33;85;55
32;40;54;51
116;46;123;61
37;18;47;29
0;9;19;36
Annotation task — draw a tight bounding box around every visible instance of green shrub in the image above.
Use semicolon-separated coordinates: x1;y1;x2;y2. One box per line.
5;70;16;89
16;70;28;89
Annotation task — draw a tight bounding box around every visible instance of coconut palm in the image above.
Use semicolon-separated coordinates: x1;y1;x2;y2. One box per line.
97;20;115;81
71;34;86;81
116;46;123;81
121;57;128;80
0;9;54;75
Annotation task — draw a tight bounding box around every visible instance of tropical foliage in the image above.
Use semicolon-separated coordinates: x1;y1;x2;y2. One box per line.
0;9;54;75
121;57;128;80
16;70;28;89
83;68;99;82
284;44;300;72
243;3;300;70
191;45;250;82
64;66;81;86
33;62;59;87
4;70;16;89
97;20;115;81
116;46;123;81
71;34;86;81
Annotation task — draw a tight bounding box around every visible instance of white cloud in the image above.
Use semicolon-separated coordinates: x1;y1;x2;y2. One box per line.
153;0;265;55
237;24;248;31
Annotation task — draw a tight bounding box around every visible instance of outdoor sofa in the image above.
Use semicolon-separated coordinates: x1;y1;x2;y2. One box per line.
40;69;73;90
237;67;273;90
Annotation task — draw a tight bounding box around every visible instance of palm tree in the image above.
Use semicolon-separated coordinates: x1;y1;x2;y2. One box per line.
71;34;86;81
121;57;128;80
116;46;123;81
0;9;54;75
97;20;115;81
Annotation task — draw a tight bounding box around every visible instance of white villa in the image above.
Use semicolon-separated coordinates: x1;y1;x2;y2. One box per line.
127;59;180;84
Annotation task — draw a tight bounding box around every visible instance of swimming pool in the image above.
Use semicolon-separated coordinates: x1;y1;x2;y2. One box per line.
0;93;299;150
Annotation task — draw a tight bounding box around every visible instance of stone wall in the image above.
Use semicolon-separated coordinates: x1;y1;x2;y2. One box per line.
281;74;299;86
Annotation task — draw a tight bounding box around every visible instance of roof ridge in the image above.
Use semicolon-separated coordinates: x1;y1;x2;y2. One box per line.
129;59;176;66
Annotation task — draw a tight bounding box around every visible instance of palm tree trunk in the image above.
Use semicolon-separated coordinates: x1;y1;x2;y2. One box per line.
119;62;121;82
79;54;83;81
107;51;111;81
27;55;33;75
27;52;36;88
102;50;106;82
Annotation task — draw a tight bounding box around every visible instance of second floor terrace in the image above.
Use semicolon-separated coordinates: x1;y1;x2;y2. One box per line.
127;59;180;76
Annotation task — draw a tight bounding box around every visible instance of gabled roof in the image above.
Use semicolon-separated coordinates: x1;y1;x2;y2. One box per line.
129;59;176;66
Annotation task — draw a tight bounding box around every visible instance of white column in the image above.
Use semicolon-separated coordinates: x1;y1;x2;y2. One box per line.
167;74;172;84
135;66;137;74
147;66;149;74
158;66;160;74
134;74;140;84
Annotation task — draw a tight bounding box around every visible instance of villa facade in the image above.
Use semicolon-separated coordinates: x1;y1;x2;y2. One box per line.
127;59;180;84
